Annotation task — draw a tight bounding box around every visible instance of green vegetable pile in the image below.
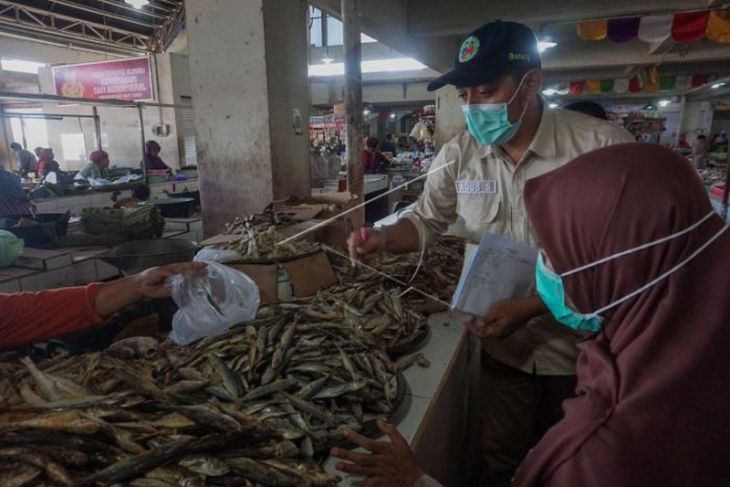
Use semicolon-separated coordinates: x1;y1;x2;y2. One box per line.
81;204;164;240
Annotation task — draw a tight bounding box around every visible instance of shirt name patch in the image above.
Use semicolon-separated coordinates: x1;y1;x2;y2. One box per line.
455;180;498;194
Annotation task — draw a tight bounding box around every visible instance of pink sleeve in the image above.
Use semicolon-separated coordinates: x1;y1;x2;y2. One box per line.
0;283;105;349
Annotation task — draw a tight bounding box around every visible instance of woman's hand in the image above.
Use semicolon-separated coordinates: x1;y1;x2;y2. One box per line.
331;421;424;487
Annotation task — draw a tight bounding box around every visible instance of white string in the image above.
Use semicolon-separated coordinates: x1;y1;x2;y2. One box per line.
590;224;728;316
561;210;717;277
275;159;457;247
320;244;451;308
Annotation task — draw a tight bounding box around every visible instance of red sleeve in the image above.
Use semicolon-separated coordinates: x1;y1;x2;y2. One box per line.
0;283;105;349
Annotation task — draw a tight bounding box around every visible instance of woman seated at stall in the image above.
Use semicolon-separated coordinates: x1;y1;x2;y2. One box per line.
0;163;33;216
331;143;730;487
36;148;61;181
363;136;388;174
0;262;204;350
140;140;171;173
77;150;111;180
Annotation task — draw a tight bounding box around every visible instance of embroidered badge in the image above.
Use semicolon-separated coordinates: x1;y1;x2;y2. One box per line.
459;36;480;63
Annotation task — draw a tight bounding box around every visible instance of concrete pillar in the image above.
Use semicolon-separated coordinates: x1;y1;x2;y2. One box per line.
187;0;310;235
434;87;465;149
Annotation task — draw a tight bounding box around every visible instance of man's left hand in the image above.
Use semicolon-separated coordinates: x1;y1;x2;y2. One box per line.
466;298;534;338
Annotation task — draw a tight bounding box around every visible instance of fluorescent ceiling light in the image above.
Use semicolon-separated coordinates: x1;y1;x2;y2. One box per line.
389;113;397;119
1;58;45;74
658;99;671;107
309;57;426;77
711;82;726;89
321;56;334;64
538;41;557;53
548;103;558;109
542;88;557;96
363;109;370;116
125;0;149;8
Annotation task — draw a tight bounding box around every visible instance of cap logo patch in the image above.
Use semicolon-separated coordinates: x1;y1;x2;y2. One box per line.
459;36;480;63
508;52;530;62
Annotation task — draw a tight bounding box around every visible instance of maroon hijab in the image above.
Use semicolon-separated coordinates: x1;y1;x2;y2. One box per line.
514;143;730;486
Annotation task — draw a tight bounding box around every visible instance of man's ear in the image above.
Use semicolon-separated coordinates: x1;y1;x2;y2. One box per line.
523;69;543;100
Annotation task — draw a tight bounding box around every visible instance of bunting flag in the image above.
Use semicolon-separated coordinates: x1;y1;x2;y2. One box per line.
600;79;614;92
660;75;677;90
613;78;629;94
577;19;607;40
638;14;673;43
555;82;570;95
639;66;660;92
672;11;710;42
608;17;640;42
569;81;584;96
628;75;643;93
706;10;730;43
675;75;692;90
585;79;601;93
691;74;709;87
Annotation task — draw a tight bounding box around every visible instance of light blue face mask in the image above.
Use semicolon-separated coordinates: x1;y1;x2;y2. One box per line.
536;210;728;332
462;76;529;146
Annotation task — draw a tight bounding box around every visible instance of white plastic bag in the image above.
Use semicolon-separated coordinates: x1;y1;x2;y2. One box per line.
194;246;243;264
168;262;260;345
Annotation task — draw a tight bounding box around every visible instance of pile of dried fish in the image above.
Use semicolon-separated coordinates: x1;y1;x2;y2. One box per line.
0;315;410;486
257;237;465;353
223;210;318;261
698;164;727;186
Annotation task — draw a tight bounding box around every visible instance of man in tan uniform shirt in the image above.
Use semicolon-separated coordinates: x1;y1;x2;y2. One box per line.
347;21;632;485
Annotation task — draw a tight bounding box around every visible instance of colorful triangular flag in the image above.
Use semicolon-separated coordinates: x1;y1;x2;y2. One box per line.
660;75;677;90
672;11;710;42
608;17;640;42
585;79;601;93
691;74;709;87
675;75;692;90
629;75;643;92
706;10;730;43
600;79;614;92
638;14;673;43
613;78;629;94
569;81;584;95
577;19;608;40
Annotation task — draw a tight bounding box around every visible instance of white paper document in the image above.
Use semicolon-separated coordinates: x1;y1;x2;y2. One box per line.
451;233;538;316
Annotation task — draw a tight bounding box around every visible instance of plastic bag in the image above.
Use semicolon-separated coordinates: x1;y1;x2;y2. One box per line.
168;262;260;345
0;230;24;267
194;246;244;264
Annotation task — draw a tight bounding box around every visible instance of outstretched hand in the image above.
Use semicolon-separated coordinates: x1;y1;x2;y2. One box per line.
331;421;423;487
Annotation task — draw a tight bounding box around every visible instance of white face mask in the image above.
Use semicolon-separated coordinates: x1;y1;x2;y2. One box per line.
539;210;728;331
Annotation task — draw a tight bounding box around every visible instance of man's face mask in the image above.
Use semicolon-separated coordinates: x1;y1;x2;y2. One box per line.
536;211;728;332
461;75;530;146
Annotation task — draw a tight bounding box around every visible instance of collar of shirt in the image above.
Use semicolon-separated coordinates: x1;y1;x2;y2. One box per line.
477;101;557;168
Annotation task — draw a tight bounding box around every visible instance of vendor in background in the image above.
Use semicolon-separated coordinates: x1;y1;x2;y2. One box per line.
347;20;632;485
310;147;328;188
379;133;398;155
711;130;728;152
78;150;111;180
10;142;37;177
0;262;205;350
141;140;171;173
0;162;33;216
692;134;708;169
677;132;691;149
33;146;43;161
324;146;342;179
36;148;61;180
363;136;388;173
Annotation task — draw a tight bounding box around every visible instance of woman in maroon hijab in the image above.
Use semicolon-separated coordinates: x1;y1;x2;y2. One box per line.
331;143;729;487
514;143;730;486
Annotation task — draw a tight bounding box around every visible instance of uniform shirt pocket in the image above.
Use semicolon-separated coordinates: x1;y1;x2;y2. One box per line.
457;194;504;238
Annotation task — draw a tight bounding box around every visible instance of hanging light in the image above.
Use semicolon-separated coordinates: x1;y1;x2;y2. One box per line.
125;0;149;8
658;99;671;107
389;113;397;120
711;82;726;89
363;109;370;116
542;88;557;96
548;103;559;109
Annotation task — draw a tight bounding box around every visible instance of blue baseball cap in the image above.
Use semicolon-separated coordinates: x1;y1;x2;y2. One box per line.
427;20;541;92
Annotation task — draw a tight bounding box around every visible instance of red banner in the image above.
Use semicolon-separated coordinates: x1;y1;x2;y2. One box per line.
52;57;153;101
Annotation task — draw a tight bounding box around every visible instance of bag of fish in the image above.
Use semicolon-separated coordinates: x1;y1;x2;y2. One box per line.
168;262;260;345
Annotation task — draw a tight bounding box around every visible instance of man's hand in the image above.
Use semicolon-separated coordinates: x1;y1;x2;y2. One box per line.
135;262;207;299
466;296;547;338
331;421;424;487
347;227;386;263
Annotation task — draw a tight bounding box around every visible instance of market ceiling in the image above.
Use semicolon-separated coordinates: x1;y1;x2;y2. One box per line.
0;0;184;55
313;0;730;86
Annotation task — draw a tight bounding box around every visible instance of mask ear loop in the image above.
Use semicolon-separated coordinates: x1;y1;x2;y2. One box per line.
506;74;531;125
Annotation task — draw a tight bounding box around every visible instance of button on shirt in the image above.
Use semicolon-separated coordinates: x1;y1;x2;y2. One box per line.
404;107;633;375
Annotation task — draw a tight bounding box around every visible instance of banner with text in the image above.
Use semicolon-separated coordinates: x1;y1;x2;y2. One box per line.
52;57;153;101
